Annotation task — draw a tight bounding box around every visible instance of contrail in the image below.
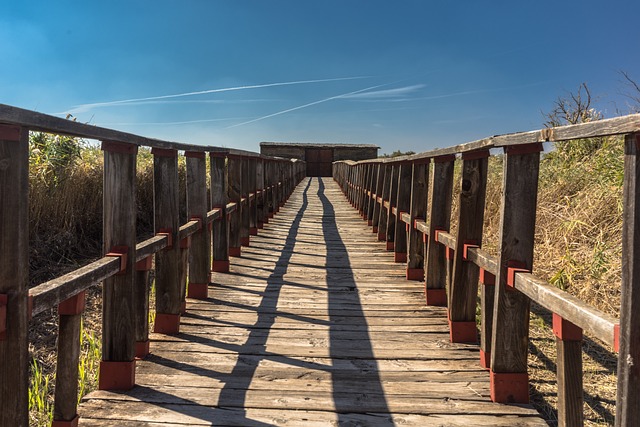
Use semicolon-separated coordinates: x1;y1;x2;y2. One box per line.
225;82;395;129
65;76;372;112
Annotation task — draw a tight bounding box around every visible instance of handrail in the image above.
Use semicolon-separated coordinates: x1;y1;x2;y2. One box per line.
333;115;640;427
0;102;307;426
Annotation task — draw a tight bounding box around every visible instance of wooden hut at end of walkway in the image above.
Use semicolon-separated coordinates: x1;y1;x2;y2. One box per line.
260;142;379;177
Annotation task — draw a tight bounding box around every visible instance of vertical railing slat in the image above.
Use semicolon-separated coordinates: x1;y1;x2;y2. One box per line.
186;151;210;300
211;153;229;272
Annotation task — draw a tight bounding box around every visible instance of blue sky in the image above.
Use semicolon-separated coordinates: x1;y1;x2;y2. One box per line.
2;1;639;154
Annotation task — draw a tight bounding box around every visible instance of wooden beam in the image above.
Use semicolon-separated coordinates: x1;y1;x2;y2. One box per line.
407;162;428;281
394;162;412;263
210;153;229;272
186;153;210;300
101;140;138;389
0;125;29;426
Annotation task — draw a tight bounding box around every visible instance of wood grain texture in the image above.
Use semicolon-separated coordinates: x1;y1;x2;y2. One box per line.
227;156;242;250
386;164;399;242
490;149;540;374
0;127;29;427
210;155;229;263
186;156;210;285
103;146;137;360
394;162;412;258
53;313;82;422
408;162;428;270
79;178;545;426
556;338;583;427
425;159;454;290
240;157;250;242
616;132;640;426
154;152;181;316
372;163;384;230
449;156;488;321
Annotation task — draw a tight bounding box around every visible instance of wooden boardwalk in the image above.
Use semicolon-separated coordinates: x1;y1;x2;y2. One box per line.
79;177;546;426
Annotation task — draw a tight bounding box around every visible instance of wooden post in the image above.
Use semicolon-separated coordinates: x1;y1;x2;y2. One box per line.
0;125;29;427
407;160;428;281
256;158;265;229
424;155;455;306
270;160;278;217
371;163;383;233
53;292;85;425
448;150;489;343
378;164;391;242
100;140;137;389
152;148;181;335
617;132;640;426
228;155;242;256
394;162;412;263
489;142;542;404
366;163;377;226
249;157;258;235
361;164;370;221
134;256;151;358
240;157;250;246
553;314;584;427
186;151;210;300
210;153;229;272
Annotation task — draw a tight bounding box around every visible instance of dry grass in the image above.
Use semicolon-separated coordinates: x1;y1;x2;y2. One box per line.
448;137;623;426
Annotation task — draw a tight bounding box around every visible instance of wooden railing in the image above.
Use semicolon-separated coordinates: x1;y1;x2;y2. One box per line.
0;104;306;427
333;113;640;427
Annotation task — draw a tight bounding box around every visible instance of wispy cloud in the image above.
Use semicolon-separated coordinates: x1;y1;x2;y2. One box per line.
59;76;372;114
340;84;426;100
224;82;395;129
100;116;255;126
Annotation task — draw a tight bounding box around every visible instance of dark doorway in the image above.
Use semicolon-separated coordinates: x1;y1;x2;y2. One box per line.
306;148;333;177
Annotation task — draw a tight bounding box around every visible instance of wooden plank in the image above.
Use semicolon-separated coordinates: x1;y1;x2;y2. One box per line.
377;164;391;241
490;145;541;403
186;154;210;297
394;162;412;262
617;132;640;426
449;152;488;342
53;312;82;423
153;148;182;332
241;157;250;245
210;154;229;270
227;156;242;253
385;164;399;245
425;156;455;304
556;336;583;427
0;125;29;426
102;141;137;361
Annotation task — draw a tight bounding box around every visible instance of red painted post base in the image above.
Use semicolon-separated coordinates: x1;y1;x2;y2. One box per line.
258;221;265;229
229;247;242;257
376;232;384;241
212;260;230;272
98;360;136;390
386;241;394;251
449;320;478;343
372;226;378;234
52;414;79;427
367;220;373;226
490;371;529;403
268;212;274;218
154;313;181;334
406;268;424;281
425;288;447;306
241;236;250;247
135;340;150;359
249;227;258;236
188;282;209;299
394;252;407;263
479;349;490;370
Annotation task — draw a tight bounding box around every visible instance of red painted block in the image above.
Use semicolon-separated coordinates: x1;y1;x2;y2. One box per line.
58;291;86;316
377;231;386;241
188;283;209;300
372;226;378;234
249;227;258;236
99;360;136;390
135;340;150;359
479;349;491;370
406;268;424;282
425;288;447;306
394;252;407;263
106;245;129;275
154;313;180;334
229;247;242;257
52;414;80;427
506;260;529;289
136;256;153;271
479;269;496;286
241;236;251;247
449;320;478;343
367;220;373;226
490;371;529;403
552;313;582;341
386;241;395;251
258;221;265;229
212;260;230;272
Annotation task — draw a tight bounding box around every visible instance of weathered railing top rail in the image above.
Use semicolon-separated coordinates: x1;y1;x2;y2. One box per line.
339;114;640;164
0;103;301;160
333;113;640;427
